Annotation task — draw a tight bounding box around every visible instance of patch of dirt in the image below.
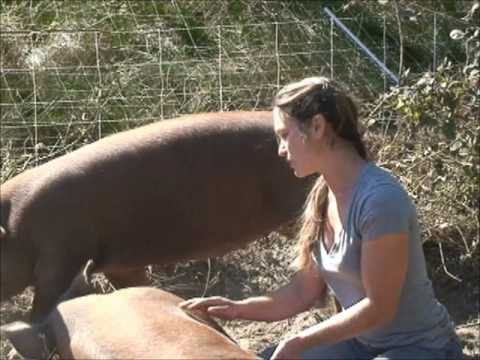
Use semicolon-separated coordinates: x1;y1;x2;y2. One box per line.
1;234;479;359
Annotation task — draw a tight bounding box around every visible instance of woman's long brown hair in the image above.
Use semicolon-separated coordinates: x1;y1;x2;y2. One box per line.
273;77;369;270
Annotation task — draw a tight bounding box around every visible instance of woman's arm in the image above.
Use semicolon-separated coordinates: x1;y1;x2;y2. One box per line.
271;232;408;359
180;263;327;322
237;264;327;321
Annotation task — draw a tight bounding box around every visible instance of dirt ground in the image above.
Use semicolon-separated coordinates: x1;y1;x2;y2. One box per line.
1;234;479;359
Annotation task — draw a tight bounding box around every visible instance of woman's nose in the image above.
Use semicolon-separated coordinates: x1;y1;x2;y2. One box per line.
278;141;287;157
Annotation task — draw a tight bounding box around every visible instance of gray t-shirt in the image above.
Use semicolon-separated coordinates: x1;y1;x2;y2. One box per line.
314;162;457;349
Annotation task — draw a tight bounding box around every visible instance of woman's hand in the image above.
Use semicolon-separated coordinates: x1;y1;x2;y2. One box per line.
179;296;241;320
270;336;306;360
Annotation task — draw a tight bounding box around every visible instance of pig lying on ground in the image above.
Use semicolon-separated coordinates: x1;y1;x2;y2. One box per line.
1;260;258;359
0;111;313;321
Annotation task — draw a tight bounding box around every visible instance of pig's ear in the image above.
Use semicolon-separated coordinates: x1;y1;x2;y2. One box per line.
0;321;49;359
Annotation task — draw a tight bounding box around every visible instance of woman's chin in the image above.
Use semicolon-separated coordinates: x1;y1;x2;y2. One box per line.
293;168;306;178
293;167;317;178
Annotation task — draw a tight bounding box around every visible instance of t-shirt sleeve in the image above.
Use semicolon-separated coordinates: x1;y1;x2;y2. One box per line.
359;185;412;242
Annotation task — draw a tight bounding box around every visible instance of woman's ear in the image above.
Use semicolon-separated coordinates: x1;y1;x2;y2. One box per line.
310;114;327;141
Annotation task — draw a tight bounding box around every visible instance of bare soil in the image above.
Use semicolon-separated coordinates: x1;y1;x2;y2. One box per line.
1;234;478;359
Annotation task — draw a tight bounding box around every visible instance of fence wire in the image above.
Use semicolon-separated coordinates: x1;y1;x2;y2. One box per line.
0;2;469;169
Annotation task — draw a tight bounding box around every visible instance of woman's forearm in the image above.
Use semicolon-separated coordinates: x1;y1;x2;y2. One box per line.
236;294;305;321
293;297;390;350
236;271;327;322
181;267;327;322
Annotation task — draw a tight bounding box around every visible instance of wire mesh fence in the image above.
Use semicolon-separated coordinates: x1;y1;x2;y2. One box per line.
0;1;469;171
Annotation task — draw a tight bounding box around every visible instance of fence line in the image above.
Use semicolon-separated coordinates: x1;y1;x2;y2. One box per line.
433;12;437;73
217;25;223;112
95;31;103;140
0;10;469;168
324;7;399;85
31;67;38;166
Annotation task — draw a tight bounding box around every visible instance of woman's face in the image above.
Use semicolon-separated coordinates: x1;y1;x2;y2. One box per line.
273;108;321;178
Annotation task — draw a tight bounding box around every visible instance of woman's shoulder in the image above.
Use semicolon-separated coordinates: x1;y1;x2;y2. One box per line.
362;163;408;193
356;163;413;210
353;163;416;240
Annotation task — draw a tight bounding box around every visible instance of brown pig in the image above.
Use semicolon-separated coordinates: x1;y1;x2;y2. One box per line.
0;261;258;359
0;111;312;321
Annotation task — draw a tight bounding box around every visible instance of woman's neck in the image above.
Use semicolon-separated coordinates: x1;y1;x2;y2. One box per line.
320;148;367;199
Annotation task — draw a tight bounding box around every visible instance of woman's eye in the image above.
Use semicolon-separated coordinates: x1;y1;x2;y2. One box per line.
275;132;288;145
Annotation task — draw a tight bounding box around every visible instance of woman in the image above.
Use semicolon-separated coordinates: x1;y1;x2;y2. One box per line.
180;77;463;359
